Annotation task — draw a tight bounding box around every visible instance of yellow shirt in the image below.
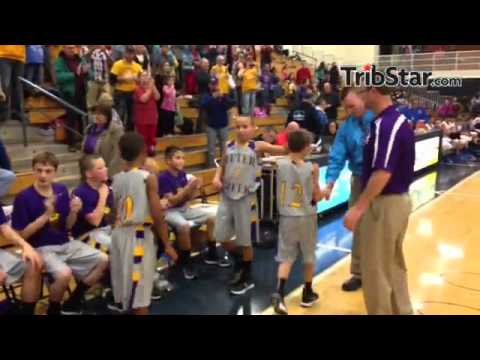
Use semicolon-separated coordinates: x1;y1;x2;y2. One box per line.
0;45;26;63
210;65;230;95
241;68;258;92
111;59;143;92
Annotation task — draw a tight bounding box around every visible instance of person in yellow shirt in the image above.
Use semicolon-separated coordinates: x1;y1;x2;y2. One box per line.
0;45;26;122
210;55;230;96
239;61;259;116
109;46;143;131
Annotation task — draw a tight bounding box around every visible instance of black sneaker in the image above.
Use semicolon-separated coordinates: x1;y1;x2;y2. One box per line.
204;251;219;265
107;302;126;313
218;255;232;268
272;293;288;315
183;265;198;280
341;276;362;292
301;288;319;308
60;301;83;315
229;278;255;295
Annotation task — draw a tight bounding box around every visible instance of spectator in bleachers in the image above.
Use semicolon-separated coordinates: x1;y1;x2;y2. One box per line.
133;72;160;156
210;55;230;96
260;45;273;68
276;121;300;146
82;98;124;178
0;45;26;122
410;99;430;126
470;92;480;116
153;45;178;90
55;45;89;152
295;61;312;86
0;139;15;198
287;91;323;142
438;98;456;119
315;62;327;91
328;62;341;90
181;45;196;95
314;97;329;134
134;45;151;75
25;45;45;91
159;76;177;137
321;82;340;121
452;97;462;118
239;60;259;116
200;82;235;167
257;126;277;144
110;45;143;131
322;121;338;153
195;58;212;133
259;64;274;115
111;45;125;62
207;46;219;69
84;45;113;114
232;52;246;115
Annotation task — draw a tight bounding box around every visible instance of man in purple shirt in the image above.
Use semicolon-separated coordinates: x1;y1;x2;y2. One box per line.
11;152;108;315
0;206;43;314
344;86;415;315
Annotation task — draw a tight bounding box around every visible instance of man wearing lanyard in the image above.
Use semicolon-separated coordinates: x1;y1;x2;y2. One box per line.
325;87;375;292
344;86;415;315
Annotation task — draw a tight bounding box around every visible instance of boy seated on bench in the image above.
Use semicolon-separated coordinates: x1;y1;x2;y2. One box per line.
11;152;109;315
158;146;232;281
0;206;43;315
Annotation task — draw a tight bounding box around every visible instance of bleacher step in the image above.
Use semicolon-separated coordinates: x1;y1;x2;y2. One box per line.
1;120;56;144
7;143;72;161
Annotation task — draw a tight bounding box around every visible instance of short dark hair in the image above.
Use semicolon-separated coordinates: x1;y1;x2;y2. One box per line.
125;45;136;54
32;152;59;170
79;154;102;182
118;132;145;162
93;105;112;129
287;130;312;153
165;146;182;160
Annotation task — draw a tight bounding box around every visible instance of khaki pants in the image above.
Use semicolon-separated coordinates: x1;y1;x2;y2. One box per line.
86;81;111;111
358;194;413;315
348;176;363;277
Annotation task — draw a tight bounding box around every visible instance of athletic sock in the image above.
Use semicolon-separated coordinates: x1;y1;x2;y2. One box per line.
65;282;89;307
241;260;252;281
19;302;37;315
180;249;191;267
277;279;287;298
48;301;62;315
207;242;217;257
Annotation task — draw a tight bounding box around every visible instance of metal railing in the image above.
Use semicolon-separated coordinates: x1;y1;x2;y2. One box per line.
376;50;480;72
19;77;88;146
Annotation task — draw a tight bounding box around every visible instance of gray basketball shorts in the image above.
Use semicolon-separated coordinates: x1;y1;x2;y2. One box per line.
214;193;258;247
37;240;104;281
0;249;25;286
165;206;211;231
276;214;318;264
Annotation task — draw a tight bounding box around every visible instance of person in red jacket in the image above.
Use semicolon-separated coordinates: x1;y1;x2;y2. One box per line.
295;61;312;86
133;72;160;156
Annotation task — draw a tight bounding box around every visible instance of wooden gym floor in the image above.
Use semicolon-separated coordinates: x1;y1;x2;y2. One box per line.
263;171;480;315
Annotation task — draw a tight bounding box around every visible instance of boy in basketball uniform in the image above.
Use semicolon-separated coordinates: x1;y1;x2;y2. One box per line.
0;206;43;314
271;130;324;315
213;116;288;295
110;132;177;315
11;152;109;315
